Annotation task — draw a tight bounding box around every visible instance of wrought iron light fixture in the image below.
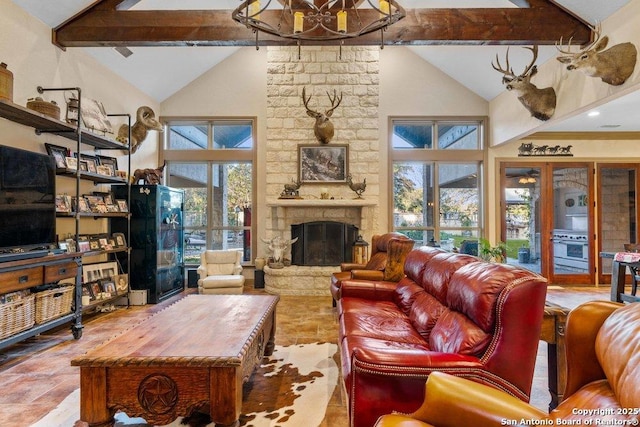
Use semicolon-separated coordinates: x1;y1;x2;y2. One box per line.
232;0;406;56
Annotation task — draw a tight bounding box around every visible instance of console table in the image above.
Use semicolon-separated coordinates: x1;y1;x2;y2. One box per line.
600;251;640;303
0;252;83;350
540;302;571;410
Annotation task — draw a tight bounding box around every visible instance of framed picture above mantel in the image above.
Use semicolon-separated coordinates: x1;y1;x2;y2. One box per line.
298;144;348;184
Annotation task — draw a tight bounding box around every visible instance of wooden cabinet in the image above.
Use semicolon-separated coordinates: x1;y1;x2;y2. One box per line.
0;252;83;350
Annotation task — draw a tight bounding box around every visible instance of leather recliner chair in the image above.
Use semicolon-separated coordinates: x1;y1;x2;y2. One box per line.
330;232;414;306
374;300;640;427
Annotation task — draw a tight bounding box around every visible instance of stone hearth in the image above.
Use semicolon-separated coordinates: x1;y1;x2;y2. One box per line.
264;265;336;296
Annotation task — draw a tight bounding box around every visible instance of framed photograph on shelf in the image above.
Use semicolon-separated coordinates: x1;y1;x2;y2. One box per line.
114;274;129;293
116;199;129;212
78;153;99;174
83;264;104;283
45;143;68;169
65;156;78;170
96;155;118;176
81;283;93;299
78;160;88;172
89;237;101;251
100;279;116;297
90;281;102;300
112;232;127;248
77;240;91;252
99;261;118;280
76;196;91;213
65;238;77;253
298;144;348;184
96;165;112;176
55;194;71;213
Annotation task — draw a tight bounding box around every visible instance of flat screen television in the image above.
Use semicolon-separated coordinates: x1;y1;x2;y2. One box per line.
0;144;56;256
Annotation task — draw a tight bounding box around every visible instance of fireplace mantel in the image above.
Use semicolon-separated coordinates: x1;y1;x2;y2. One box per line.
266;198;377;208
265;198;377;244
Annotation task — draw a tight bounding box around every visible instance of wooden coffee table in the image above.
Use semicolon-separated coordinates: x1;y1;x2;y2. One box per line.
71;294;279;427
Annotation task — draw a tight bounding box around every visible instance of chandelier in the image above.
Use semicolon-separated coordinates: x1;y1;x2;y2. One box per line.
232;0;406;51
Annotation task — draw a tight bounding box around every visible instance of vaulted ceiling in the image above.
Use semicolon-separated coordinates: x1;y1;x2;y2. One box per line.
11;0;638;135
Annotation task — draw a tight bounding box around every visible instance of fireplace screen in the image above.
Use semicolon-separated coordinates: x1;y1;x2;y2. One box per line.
291;221;358;266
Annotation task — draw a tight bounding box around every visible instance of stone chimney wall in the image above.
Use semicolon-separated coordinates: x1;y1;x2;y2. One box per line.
264;46;381;241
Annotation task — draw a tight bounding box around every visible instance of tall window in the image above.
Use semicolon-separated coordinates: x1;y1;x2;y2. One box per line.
162;119;255;264
391;119;485;252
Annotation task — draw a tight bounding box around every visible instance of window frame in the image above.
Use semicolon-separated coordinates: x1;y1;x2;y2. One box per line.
388;116;488;245
160;116;257;265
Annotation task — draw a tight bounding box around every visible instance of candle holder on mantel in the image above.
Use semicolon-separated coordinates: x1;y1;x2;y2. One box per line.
320;187;330;199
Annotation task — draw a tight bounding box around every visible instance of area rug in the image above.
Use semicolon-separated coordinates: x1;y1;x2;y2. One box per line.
31;342;339;427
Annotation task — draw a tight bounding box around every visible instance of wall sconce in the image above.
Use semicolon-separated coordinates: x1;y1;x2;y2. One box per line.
352;235;369;265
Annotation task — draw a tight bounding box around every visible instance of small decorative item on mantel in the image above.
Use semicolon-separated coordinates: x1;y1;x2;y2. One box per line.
279;178;302;199
347;174;366;199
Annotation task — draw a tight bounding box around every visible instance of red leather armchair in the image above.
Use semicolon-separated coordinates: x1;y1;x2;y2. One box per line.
374;300;639;427
330;232;414;306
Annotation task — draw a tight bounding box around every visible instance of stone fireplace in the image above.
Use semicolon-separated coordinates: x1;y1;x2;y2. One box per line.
262;45;381;295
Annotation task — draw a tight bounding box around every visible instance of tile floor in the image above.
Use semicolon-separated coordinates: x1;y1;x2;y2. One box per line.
0;284;611;426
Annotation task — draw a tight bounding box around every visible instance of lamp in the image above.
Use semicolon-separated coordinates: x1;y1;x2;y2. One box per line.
518;169;538;184
232;0;406;54
352;235;369;265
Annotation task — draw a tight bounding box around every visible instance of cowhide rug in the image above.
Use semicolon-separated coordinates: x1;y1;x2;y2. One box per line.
31;342;339;427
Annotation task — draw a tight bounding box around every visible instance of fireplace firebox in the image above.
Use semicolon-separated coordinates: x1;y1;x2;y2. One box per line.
291;221;358;266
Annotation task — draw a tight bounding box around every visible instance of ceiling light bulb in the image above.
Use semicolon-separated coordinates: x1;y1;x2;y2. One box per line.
588;111;600;117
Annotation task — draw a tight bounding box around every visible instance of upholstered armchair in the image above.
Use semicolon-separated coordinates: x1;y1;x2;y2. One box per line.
330;232;414;305
374;300;639;427
197;250;245;294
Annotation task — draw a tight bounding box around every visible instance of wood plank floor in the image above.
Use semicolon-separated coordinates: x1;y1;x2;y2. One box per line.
0;285;611;426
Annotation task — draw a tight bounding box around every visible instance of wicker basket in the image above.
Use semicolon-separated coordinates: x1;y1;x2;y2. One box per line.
26;97;60;120
35;286;74;325
0;294;36;340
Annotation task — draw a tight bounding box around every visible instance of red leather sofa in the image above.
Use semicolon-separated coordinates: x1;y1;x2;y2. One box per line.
337;246;548;427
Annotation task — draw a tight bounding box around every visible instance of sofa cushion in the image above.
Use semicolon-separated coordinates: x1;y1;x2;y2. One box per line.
394;281;426;316
447;262;519;333
429;310;491;356
595;303;640;409
420;253;478;304
340;299;427;345
409;292;447;340
200;275;244;289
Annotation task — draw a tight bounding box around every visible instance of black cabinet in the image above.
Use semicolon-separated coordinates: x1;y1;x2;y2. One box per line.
112;185;184;304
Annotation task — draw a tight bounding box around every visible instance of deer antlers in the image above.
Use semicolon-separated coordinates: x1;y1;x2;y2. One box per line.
302;87;342;119
301;86;343;144
491;45;539;83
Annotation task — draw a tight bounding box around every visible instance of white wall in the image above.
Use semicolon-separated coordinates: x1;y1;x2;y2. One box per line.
0;0;158;238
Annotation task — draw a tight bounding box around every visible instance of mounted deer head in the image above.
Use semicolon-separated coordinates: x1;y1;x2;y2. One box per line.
492;45;557;121
556;24;637;86
302;86;342;144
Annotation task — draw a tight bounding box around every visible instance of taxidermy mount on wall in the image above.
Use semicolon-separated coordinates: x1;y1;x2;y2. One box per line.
302;86;342;144
117;106;163;153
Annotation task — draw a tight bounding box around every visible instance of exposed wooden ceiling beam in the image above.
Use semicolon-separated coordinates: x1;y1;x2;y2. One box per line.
52;0;591;49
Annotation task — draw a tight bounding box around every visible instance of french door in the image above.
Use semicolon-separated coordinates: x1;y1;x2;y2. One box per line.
501;162;594;285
